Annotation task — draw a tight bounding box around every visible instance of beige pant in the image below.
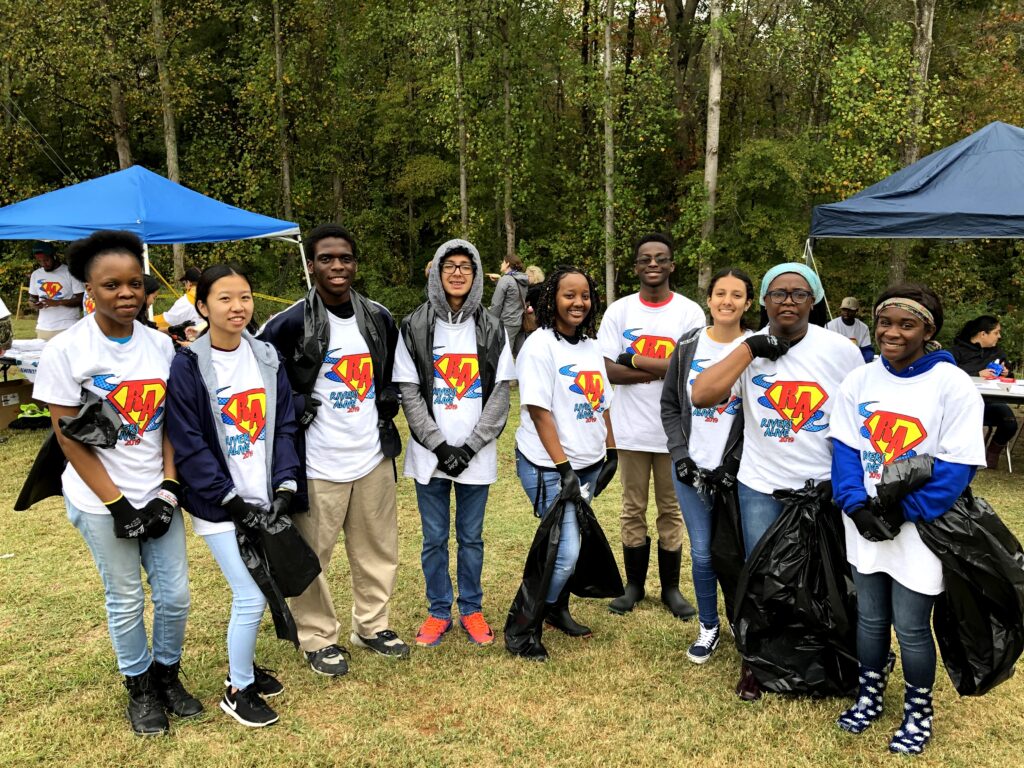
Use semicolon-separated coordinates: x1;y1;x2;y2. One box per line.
36;328;65;341
290;458;399;651
618;449;683;550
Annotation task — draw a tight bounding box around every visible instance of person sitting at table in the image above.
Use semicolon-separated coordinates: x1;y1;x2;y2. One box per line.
951;315;1018;469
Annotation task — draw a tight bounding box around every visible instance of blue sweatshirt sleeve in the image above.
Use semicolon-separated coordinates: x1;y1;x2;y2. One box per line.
860;346;874;363
902;459;975;522
830;438;868;513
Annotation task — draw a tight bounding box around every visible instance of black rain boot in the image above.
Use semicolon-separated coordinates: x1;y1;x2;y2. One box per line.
658;544;697;620
151;659;204;718
505;605;549;662
124;668;170;736
608;537;650;615
545;586;593;638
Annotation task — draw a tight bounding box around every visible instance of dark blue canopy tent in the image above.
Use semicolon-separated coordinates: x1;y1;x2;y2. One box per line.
0;165;308;287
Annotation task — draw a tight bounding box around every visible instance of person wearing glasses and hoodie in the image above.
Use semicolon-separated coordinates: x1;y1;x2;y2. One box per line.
394;240;516;648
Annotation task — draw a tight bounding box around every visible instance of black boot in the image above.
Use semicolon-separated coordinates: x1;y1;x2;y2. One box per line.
151;660;204;718
505;605;549;662
608;537;649;615
124;668;170;736
658;544;697;620
545;587;592;638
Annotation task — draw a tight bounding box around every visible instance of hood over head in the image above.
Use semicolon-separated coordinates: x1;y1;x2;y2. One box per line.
428;239;483;322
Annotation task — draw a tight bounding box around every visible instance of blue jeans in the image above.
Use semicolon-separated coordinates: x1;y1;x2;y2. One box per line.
414;478;489;619
67;499;190;677
674;479;718;626
204;530;267;690
852;568;937;688
515;449;601;603
737;481;784;558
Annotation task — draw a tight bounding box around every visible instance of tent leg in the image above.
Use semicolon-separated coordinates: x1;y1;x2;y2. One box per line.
142;243;155;322
298;237;311;290
804;238;832;320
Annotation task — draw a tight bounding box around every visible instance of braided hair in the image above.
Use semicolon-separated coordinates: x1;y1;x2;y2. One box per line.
535;265;600;341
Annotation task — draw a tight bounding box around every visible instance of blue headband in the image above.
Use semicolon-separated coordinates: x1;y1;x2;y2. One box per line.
759;262;824;306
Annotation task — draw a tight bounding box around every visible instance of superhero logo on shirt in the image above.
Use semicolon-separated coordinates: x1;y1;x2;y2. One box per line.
432;352;482;407
752;373;828;440
857;401;926;476
218;387;267;446
323;349;375;411
83;294;95;315
39;280;64;300
558;364;607;422
689;359;741;421
623;328;676;359
91;374;166;445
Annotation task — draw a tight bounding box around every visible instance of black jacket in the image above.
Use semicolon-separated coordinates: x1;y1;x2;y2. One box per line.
951;338;1012;377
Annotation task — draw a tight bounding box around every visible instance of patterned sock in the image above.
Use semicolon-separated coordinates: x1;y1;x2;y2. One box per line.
837;665;889;734
888;683;933;755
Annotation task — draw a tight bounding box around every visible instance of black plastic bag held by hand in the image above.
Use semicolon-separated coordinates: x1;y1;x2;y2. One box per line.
594;448;618;498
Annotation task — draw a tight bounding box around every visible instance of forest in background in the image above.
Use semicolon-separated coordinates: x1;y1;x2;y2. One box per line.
2;1;1023;356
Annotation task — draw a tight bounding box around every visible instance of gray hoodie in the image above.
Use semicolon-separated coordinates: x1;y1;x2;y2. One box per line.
427;238;485;323
489;269;529;328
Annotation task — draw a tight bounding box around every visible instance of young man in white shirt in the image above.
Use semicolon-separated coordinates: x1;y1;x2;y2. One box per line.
598;234;706;619
27;241;85;340
825;296;873;362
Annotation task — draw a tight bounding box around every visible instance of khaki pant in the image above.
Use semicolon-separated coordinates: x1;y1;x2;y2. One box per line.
36;328;65;341
290;458;399;651
618;450;682;549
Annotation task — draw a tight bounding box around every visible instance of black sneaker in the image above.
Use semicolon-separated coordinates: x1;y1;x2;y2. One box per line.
223;664;284;698
686;622;721;665
350;629;411;659
305;644;350;677
220;684;279;728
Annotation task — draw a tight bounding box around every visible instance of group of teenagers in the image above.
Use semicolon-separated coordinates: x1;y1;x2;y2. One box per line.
30;223;995;757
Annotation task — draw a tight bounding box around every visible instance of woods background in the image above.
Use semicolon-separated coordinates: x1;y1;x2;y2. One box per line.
1;0;1022;355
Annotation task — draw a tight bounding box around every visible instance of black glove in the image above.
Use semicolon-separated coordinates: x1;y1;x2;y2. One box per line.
106;495;147;539
555;460;583;503
849;503;898;543
434;442;465;475
615;351;638;368
744;334;791;361
223;494;267;530
675;457;699;487
872;496;906;533
140;478;178;540
446;445;476;478
297;394;321;428
376;389;400;421
270;488;294;520
594;447;618;498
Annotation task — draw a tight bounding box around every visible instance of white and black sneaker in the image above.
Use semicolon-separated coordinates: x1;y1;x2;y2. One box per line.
350;629;411;659
223;664;284;698
686;622;721;665
305;644;350;677
220;684;279;728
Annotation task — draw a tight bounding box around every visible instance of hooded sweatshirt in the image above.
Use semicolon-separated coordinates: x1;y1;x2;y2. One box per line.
490;269;529;328
395;239;514;481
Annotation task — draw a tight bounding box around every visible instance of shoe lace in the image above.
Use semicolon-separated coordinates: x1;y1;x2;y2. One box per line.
419;617;449;636
463;612;491;635
697;623;718;647
253;664;278;679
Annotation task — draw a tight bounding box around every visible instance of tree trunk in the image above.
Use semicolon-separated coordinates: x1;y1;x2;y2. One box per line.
332;171;344;222
101;1;132;169
603;0;616;304
454;27;469;237
272;0;293;222
663;0;704;171
581;0;591;135
501;10;515;261
698;0;724;294
150;0;184;279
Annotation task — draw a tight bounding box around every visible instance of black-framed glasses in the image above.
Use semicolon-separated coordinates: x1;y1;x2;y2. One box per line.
635;255;673;266
441;262;474;275
765;289;814;305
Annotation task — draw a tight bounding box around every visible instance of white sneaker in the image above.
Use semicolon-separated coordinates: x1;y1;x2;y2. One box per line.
686;622;721;665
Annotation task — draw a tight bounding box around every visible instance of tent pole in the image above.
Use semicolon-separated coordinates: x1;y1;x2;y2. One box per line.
804;238;832;320
143;243;154;321
298;236;311;290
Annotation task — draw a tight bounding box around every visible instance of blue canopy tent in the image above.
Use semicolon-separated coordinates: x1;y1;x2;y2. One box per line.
0;165;308;288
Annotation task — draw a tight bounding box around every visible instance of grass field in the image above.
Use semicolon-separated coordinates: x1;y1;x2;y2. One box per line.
1;346;1023;766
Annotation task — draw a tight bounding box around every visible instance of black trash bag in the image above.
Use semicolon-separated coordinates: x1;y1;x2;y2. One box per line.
14;432;64;511
252;509;321;599
235;526;300;647
704;469;745;627
733;480;859;697
504;495;623;655
876;454;934;510
914;488;1024;696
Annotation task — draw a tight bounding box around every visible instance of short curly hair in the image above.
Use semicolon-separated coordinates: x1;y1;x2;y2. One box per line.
66;230;145;281
873;283;944;337
535;265;600;340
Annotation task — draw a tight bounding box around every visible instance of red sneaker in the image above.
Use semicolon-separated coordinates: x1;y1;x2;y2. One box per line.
459;612;494;646
415;616;452;647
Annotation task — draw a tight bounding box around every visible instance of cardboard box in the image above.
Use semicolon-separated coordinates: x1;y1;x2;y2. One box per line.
0;379;37;429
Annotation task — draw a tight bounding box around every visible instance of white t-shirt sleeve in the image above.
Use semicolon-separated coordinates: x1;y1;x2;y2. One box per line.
596;302;622;360
162;295;194;325
391;331;419;384
828;372;862;449
936;373;987;466
496;331;517;381
33;341;84;406
517;336;555;409
70;274;85;295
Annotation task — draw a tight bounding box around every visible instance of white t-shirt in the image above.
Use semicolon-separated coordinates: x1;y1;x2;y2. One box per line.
161;292;202;326
515;330;613;470
728;323;863;494
305;313;383;482
33;316;174;514
830;359;986;595
393;321;516;485
825;317;872;349
28;264;84;331
192;344;272;536
597;292;705;452
687;328;752;471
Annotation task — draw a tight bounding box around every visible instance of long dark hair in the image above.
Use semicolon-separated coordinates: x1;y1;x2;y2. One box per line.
707;267;754;330
956;314;1000;343
535;265;600;340
194;264;255;335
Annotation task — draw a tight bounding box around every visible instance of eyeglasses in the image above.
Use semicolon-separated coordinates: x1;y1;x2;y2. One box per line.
441;262;474;275
635;255;673;266
765;289;814;305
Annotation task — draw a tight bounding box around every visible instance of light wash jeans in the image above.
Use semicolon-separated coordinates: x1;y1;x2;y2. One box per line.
737;481;784;558
673;479;719;626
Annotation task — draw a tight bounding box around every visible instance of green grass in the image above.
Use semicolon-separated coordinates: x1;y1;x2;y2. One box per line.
1;391;1023;767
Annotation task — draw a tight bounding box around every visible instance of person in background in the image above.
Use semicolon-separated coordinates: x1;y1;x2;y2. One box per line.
32;230;199;736
825;297;874;362
167;265;299;728
0;296;12;356
951;314;1018;468
136;275;161;328
830;285;984;756
525;265;545;311
489;254;529;355
394;240;515;648
156;267;203;331
27;241;85;340
599;233;705;620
